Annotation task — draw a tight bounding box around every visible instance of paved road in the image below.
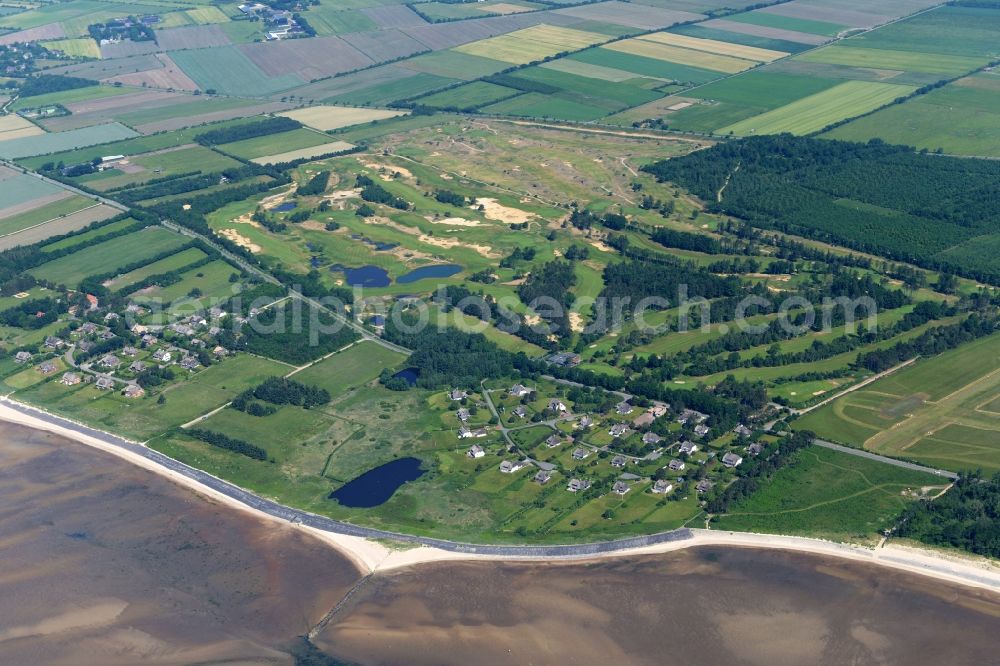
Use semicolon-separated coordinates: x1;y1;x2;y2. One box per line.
3;398;693;557
812;438;958;480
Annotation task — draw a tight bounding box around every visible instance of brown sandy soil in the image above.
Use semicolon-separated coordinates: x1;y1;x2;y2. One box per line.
473;197;534;224
361;160;414;181
106;53;198;92
0;423;359;665
218;228;261;253
319;548;1000;666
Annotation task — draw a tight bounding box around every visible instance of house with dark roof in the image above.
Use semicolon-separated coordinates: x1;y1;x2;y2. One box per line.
722;452;744;468
534;470;552;484
652;479;673;494
572;448;590;460
612;481;630;496
679;441;698;455
609;423;630;438
500;459;528;474
611;455;627;468
642;432;662;445
567;478;591;492
668;459;686;471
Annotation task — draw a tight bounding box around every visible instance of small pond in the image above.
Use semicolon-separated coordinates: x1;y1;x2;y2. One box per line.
396;264;462;284
332;264;391;288
273;202;297;212
392;367;419;386
329;457;424;508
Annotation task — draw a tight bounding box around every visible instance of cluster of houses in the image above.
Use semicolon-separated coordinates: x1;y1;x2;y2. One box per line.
237;2;308;40
13;299;236;402
452;381;765;505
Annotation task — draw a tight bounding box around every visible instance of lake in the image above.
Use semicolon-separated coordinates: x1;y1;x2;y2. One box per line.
397;264;462;284
328;457;424;508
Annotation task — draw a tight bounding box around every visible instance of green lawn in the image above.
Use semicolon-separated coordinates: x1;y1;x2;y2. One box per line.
218;128;332;160
290;341;407;394
720;80;916;136
713;446;943;542
28;227;189;287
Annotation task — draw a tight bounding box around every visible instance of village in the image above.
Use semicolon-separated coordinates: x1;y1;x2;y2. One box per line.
10;289;238;403
451;377;765;512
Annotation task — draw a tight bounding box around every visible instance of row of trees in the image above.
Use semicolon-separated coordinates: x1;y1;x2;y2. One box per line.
186;428;267;461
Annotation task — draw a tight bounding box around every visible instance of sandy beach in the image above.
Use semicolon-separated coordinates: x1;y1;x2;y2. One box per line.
3;398;999;593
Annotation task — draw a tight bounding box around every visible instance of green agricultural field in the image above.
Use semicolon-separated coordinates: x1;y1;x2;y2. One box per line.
713;446;943;542
666;71;840;132
824;74;1000;157
669;23;814;55
106;247;209;292
401;50;509;81
217;128;331;160
796;45;986;77
414;81;520;109
131;259;240;304
0;196;97;238
329;71;457;106
0;0;165;31
290;341;407;395
795;333;1000;472
570;48;722;85
42;38;101;59
10;84;135;112
28;227;189;287
300;5;376;34
170;46;304;96
846;4;1000;58
480;92;609;121
454;25;608;65
116;97;264;128
79;145;244;192
512;67;662;110
15;120;262;171
604;39;754;74
725;10;848;37
0;123;139;160
719;80;916;136
39;217;139;253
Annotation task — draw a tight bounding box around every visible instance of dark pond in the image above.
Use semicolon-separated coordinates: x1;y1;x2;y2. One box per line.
273;202;297;212
328;457;424;508
335;264;391;288
392;367;419;386
397;264;462;284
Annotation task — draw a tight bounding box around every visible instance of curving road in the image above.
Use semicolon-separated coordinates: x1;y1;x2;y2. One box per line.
1;398;692;557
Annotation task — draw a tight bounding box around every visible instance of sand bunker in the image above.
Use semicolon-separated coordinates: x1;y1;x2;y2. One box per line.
473;198;535;224
218;229;261;253
429;217;482;227
361;161;413;181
